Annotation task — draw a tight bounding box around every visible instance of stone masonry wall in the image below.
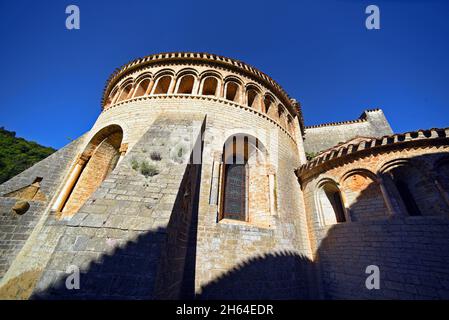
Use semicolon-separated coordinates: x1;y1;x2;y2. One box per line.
1;93;311;299
30;113;205;299
0;136;85;281
192;102;315;299
304;109;393;154
91;95;314;298
303;146;449;237
342;173;388;222
301;144;449;299
62;132;122;215
316;217;449;299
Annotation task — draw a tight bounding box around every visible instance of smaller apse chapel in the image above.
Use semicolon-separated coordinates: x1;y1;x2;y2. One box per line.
0;52;448;300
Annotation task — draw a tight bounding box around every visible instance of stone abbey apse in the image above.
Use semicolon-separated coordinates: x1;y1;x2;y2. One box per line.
1;52;449;299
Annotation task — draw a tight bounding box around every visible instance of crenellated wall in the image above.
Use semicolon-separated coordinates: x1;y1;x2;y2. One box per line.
304;109;393;154
299;129;449;299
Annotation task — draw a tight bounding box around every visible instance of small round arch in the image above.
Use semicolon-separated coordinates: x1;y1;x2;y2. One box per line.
340;168;378;185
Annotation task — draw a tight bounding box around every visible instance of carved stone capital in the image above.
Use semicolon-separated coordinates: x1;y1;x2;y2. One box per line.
119;143;129;154
77;153;91;166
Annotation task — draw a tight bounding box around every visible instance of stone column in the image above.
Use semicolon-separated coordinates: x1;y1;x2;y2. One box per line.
433;178;449;210
268;166;277;216
126;86;135;99
117;143;128;164
145;79;155;95
261;97;267;114
339;189;352;222
51;154;90;213
198;79;204;95
258;95;264;113
192;78;200;95
240;88;246;105
111;90;120;105
168;78;176;94
209;152;222;205
377;176;396;217
218;81;224;98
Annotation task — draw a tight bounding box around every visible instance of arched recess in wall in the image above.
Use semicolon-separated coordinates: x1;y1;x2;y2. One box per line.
116;82;133;103
104;87;119;109
315;179;346;226
341;169;387;222
263;94;274;114
176;74;196;94
380;159;446;217
56;125;124;217
265;95;279;121
219;134;271;225
201;76;219;96
153;75;173;94
133;76;152;97
246;86;261;110
224;80;241;103
277;104;288;129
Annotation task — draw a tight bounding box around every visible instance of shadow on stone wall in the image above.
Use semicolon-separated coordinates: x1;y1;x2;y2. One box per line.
27;152;449;300
30;164;202;300
315;152;449;299
28;154;317;300
197;251;316;300
316;216;449;299
30;227;168;299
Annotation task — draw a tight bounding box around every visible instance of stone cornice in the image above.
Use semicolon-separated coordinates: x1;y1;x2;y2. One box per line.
101;52;304;131
297;127;449;180
102;94;298;143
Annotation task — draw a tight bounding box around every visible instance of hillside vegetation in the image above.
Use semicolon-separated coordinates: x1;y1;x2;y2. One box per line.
0;127;55;184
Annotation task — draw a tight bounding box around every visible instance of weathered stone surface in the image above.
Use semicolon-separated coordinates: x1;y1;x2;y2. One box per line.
0;136;85;281
304;109;393;154
12;201;30;215
1;53;448;301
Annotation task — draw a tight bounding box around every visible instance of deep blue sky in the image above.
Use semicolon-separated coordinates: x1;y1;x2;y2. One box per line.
0;0;448;149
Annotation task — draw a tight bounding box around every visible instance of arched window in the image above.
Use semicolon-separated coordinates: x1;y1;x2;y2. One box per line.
222;136;248;221
247;89;261;109
225;81;240;102
177;75;195;94
220;134;270;224
153;76;172;94
317;181;346;225
117;83;133;102
133;78;151;97
202;77;218;96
